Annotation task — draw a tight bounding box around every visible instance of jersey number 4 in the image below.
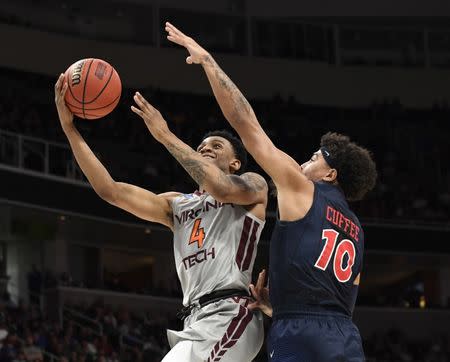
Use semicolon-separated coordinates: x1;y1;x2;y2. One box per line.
314;229;356;283
188;218;206;249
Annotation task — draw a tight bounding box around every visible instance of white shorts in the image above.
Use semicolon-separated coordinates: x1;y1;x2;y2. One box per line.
165;296;264;362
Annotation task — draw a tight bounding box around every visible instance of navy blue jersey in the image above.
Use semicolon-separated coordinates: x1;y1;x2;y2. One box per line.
269;182;364;318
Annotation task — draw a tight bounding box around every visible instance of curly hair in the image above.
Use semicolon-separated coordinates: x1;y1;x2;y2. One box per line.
320;132;377;201
202;130;248;174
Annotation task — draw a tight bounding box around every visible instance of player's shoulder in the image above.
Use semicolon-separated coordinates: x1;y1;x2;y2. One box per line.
158;191;183;202
170;191;205;203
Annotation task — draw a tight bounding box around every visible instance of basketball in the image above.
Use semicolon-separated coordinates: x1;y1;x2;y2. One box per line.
64;58;121;119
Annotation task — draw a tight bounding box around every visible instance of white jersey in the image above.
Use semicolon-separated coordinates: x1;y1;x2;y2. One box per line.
171;191;265;306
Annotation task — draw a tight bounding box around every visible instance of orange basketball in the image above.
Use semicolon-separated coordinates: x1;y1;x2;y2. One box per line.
64;58;122;119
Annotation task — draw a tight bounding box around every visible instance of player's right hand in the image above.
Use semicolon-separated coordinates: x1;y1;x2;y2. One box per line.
54;73;74;130
165;22;211;65
248;269;273;317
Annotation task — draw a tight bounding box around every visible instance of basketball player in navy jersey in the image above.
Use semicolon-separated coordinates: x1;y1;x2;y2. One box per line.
167;22;377;361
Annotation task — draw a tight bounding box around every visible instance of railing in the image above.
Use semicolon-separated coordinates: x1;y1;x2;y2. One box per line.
57;286;181;313
0;129;87;186
62;306;103;336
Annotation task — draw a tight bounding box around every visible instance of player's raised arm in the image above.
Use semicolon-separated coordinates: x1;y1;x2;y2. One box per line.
55;74;176;228
131;92;267;207
165;22;311;195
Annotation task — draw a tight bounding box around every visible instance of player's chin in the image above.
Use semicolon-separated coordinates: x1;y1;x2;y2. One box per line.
202;156;217;164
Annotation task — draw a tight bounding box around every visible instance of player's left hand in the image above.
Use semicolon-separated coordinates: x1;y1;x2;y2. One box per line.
248;269;273;317
131;92;170;142
54;73;74;131
165;22;211;65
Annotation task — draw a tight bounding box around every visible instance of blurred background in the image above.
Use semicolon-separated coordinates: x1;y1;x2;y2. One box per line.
0;1;449;361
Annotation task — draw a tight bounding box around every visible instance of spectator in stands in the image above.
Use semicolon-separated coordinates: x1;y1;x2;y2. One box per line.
103;306;117;333
1;66;449;225
26;265;42;306
0;331;20;362
22;334;43;361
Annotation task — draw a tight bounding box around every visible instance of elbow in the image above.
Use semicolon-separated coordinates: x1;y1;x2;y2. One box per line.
95;183;117;204
230;110;255;127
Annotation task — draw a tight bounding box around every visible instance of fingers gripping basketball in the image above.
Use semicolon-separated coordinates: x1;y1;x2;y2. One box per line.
64;58;122;119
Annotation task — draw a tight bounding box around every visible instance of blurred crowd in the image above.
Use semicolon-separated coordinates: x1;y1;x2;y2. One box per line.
363;328;450;362
0;67;449;226
0;291;178;362
1;291;449;362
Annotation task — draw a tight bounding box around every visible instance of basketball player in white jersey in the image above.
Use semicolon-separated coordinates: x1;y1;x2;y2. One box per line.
54;75;268;361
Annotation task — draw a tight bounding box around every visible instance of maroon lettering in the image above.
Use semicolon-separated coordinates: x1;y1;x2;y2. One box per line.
188;255;195;268
175;199;234;226
188;210;195;220
354;226;360;242
332;210;339;225
195;250;206;263
326;206;333;222
338;213;345;228
207;248;215;258
182;210;189;222
350;222;356;239
343;218;351;233
325;206;360;242
182;247;216;270
205;200;218;212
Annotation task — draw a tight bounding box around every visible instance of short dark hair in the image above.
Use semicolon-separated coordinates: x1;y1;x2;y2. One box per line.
202;130;248;173
320;132;377;201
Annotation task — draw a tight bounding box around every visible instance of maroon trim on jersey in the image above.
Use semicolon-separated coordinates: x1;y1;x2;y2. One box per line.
242;221;260;271
236;216;252;269
207;305;253;362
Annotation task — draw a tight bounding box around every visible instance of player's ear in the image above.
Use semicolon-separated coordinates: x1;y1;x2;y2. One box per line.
323;168;337;183
229;158;241;174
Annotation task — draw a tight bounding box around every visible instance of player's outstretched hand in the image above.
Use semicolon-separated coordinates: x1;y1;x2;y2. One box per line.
248;269;273;317
165;22;211;65
54;73;74;130
131;92;170;142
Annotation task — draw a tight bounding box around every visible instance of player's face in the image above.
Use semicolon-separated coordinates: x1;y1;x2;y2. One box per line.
300;150;333;181
197;136;240;174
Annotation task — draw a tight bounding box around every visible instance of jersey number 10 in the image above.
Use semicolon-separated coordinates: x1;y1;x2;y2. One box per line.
314;229;356;283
